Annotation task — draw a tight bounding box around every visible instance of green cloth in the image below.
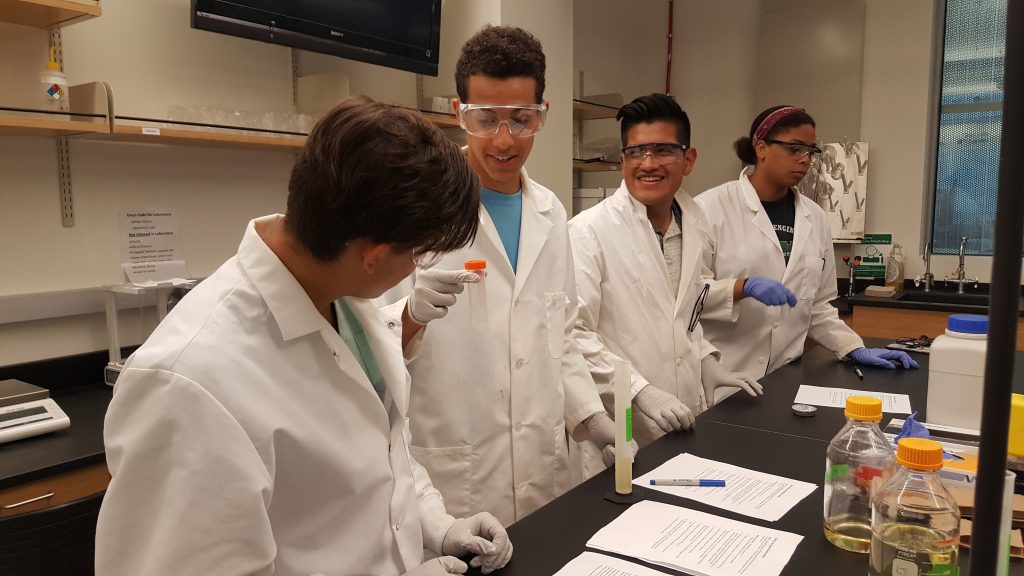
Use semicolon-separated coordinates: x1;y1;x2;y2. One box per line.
333;298;387;403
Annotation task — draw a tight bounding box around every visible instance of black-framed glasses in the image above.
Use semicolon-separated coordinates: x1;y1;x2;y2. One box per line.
621;142;689;166
762;139;822;160
688;283;710;333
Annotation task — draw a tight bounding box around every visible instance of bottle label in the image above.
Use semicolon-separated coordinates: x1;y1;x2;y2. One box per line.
47;83;65;100
925;564;958;576
826;463;849;481
625;407;632;443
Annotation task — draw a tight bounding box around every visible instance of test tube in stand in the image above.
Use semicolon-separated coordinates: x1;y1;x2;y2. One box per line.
605;359;640;504
464;260;487;331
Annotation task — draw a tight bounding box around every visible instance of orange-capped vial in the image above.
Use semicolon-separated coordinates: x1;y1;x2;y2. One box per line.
465;260;487;330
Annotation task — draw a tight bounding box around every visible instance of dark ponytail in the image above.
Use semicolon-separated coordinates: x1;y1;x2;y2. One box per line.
733;105;816;166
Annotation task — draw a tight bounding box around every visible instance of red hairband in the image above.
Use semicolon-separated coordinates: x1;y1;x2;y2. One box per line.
752;106;805;143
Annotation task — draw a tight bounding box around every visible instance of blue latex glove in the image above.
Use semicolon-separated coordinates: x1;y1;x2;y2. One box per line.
742;277;797;307
849;347;920;369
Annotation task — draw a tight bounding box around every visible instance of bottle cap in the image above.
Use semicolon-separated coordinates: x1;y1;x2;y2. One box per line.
947;313;988;335
896;437;943;470
844;396;882;421
464;259;486;271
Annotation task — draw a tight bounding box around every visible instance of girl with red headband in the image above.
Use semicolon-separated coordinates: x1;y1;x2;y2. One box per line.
693;106;917;390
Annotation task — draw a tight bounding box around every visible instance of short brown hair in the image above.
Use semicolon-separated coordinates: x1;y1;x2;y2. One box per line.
455;26;546;103
286;96;480;262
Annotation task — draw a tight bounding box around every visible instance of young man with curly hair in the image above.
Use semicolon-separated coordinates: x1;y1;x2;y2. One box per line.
388;26;623;526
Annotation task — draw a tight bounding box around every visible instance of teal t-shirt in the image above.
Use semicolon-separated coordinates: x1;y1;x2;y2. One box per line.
333;298;387;403
481;186;523;272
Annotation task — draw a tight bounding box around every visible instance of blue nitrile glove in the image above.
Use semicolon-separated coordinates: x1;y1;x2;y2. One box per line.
894;412;962;461
895;411;930;442
848;347;920;370
742;277;797;307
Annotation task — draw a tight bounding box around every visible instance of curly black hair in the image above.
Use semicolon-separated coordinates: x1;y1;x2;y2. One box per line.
455;25;546;103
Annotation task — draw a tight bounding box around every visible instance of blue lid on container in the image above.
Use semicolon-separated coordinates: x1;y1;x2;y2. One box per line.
947;314;988;334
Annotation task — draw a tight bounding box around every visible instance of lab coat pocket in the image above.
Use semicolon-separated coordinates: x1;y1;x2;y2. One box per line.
552;422;572;494
544;292;569;359
408;444;473;518
798;252;825;301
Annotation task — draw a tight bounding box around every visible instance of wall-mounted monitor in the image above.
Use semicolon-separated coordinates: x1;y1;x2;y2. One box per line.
191;0;443;76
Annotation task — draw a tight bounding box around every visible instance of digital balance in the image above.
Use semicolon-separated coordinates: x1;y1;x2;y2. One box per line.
0;379;70;444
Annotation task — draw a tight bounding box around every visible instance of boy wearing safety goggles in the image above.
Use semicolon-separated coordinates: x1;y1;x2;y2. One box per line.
389;26;622;527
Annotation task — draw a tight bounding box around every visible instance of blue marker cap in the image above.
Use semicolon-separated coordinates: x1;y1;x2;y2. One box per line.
700;479;726;487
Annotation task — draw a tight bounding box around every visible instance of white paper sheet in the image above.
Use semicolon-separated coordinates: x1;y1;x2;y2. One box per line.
120;208;189;284
793;384;912;413
587;500;803;576
554;551;672;576
633;453;817;522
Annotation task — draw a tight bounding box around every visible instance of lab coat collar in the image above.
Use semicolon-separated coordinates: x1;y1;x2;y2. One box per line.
738;170;786;254
611;182;700;316
237;215;324;342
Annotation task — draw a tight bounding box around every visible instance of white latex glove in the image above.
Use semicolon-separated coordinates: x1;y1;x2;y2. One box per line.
402;556;468;576
584;412;639;467
406;269;481;325
633;385;695;433
441;512;513;574
700;356;763;408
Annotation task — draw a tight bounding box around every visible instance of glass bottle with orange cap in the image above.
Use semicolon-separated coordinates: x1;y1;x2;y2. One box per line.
824;396;896;553
868;438;960;576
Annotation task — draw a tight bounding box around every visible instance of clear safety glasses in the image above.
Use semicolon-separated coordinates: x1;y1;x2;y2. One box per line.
620;142;690;166
458;103;548;138
411;249;443;270
762;139;822;160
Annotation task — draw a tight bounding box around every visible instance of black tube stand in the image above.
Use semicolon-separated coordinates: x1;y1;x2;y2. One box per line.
968;0;1024;572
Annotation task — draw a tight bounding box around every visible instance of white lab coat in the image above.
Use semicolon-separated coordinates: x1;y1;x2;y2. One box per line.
384;169;604;526
695;171;862;380
97;216;453;576
569;183;718;448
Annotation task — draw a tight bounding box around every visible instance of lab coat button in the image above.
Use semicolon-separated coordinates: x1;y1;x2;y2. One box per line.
675;357;682;366
515;359;524;369
387;321;396;329
758;357;766;364
514;422;523;432
772;321;781;329
393;522;400;531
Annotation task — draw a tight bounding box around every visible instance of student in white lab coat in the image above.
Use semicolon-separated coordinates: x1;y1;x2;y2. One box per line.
96;97;512;576
695;105;918;381
568;94;763;450
384;26;618;526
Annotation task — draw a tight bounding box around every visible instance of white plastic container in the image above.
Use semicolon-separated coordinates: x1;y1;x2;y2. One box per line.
927;314;988;430
40;47;69;113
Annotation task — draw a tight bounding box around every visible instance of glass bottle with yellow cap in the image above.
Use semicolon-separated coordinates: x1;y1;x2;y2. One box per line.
868;438;960;576
824;396;895;553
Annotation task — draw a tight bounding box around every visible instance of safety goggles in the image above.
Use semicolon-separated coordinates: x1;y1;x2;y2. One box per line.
458;103;548;138
620;142;690;166
762;139;822;160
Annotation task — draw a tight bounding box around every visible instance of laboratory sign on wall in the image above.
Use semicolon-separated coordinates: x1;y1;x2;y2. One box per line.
119;208;190;285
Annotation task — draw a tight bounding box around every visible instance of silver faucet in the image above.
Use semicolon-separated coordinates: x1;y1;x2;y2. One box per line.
914;242;934;292
944;236;979;294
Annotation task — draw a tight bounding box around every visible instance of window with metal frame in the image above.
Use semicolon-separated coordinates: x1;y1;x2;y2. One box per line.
932;0;1006;255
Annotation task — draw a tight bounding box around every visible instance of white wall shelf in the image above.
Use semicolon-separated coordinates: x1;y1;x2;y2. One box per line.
573;99;618;121
0;0;100;29
573;160;620;172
